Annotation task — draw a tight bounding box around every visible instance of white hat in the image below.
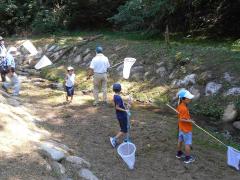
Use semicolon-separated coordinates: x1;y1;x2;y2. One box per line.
67;66;74;71
178;89;194;99
8;47;17;53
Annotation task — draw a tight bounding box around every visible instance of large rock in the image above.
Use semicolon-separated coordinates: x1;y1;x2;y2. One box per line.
233;121;240;130
83;48;91;56
78;169;98;180
156;67;167;78
205;82;222;96
172;74;196;87
40;142;66;161
83;53;92;62
131;72;144;81
73;54;82;64
225;87;240;96
48;45;58;52
189;86;201;100
66;156;91;168
50;161;66;175
131;65;144;73
222;103;238;122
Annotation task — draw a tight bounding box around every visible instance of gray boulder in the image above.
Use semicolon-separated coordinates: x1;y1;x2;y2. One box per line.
83;48;91;56
225;87;240;96
78;169;98;180
66;156;91;168
156;67;167;78
73;54;82;64
172;74;196;87
205;82;222;96
222;103;238;122
83;53;92;62
233;121;240;130
50;161;66;175
189;86;201;100
40;143;66;161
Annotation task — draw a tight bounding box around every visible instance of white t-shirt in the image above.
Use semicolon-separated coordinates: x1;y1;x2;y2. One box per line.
6;53;15;68
90;53;110;73
65;74;75;87
227;146;240;170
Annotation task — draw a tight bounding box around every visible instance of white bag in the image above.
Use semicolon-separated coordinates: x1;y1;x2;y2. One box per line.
22;40;38;55
123;58;136;79
35;55;52;69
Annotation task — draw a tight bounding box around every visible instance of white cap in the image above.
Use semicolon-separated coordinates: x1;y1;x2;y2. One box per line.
8;47;17;53
178;89;194;99
67;66;74;71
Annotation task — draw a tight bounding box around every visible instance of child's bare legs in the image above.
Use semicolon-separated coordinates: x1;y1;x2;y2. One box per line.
66;95;69;102
177;140;183;151
185;144;191;156
115;131;126;142
69;95;73;103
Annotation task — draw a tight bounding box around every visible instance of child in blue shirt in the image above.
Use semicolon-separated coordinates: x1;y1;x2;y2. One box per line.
110;83;129;148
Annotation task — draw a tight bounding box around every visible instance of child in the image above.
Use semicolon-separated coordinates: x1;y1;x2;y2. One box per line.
176;89;195;164
64;66;75;103
110;83;130;148
2;67;20;96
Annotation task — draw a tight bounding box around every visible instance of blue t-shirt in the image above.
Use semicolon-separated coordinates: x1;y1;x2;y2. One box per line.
113;94;127;120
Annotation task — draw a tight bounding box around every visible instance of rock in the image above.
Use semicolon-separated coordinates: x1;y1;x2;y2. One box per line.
47;140;73;154
116;64;124;72
144;71;151;81
205;82;222;96
26;69;41;76
83;53;92;62
223;72;234;82
48;45;58;52
169;69;178;80
172;74;196;87
115;45;127;51
83;48;91;56
197;71;212;85
156;62;164;66
66;156;91;168
78;169;98;180
40;142;66;161
73;54;82;64
131;72;144;81
156;67;167;78
50;161;66;175
225;87;240;96
189;86;201;100
233;121;240;130
222;103;238;122
131;66;144;73
49;83;64;91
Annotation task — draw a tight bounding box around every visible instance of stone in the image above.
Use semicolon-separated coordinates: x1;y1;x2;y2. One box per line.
223;72;234;82
115;45;127;51
156;62;164;67
66;156;91;168
205;82;222;96
48;45;58;52
116;64;124;72
50;161;66;175
144;71;151;81
156;67;167;77
78;169;98;180
222;103;238;122
49;83;64;91
83;48;91;56
131;72;144;81
73;54;82;64
189;86;201;100
172;74;196;87
131;66;144;73
83;53;92;62
40;142;66;161
233;121;240;130
225;87;240;96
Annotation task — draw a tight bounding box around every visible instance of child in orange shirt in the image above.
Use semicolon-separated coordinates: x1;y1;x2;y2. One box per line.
176;89;195;164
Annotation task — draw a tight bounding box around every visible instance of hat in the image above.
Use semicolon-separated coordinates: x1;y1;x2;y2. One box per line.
96;46;103;53
0;36;4;41
8;47;17;53
67;66;74;71
178;89;194;99
113;83;121;92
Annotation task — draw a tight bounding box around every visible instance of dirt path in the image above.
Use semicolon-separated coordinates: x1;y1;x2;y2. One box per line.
1;77;240;180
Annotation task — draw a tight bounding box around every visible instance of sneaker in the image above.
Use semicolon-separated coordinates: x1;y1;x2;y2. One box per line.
176;151;185;159
184;156;195;164
110;137;117;148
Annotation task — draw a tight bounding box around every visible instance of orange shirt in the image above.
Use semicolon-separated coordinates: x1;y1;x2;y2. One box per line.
176;103;192;133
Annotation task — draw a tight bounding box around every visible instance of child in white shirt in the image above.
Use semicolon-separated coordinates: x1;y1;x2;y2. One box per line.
64;66;75;103
2;67;20;96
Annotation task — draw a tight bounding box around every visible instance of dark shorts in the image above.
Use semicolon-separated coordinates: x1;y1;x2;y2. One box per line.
66;86;74;96
118;117;128;133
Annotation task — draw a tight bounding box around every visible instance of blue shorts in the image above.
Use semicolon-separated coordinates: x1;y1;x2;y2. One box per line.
66;86;74;96
118;118;128;133
178;131;192;145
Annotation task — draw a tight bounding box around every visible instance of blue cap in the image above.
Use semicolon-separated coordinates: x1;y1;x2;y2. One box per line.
96;46;103;53
177;89;194;99
113;83;121;92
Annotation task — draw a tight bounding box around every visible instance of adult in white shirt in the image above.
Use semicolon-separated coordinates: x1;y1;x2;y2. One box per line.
0;36;7;81
6;47;17;69
88;46;110;106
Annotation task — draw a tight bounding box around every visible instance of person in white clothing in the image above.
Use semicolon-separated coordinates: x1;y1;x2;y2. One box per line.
2;67;20;96
64;66;75;103
6;47;17;69
87;46;110;106
0;36;7;82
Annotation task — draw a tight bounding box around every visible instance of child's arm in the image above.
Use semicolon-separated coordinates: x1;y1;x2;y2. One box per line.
179;118;195;123
64;75;68;83
115;104;127;112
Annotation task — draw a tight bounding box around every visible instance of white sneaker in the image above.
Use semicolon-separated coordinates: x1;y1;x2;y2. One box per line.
110;137;117;148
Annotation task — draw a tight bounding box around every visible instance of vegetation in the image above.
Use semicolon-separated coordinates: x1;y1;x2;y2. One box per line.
0;0;239;37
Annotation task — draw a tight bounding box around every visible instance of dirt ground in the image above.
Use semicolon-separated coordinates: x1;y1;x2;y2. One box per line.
0;77;240;180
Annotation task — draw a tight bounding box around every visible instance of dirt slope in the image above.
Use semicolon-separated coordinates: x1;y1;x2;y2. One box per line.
3;77;237;180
